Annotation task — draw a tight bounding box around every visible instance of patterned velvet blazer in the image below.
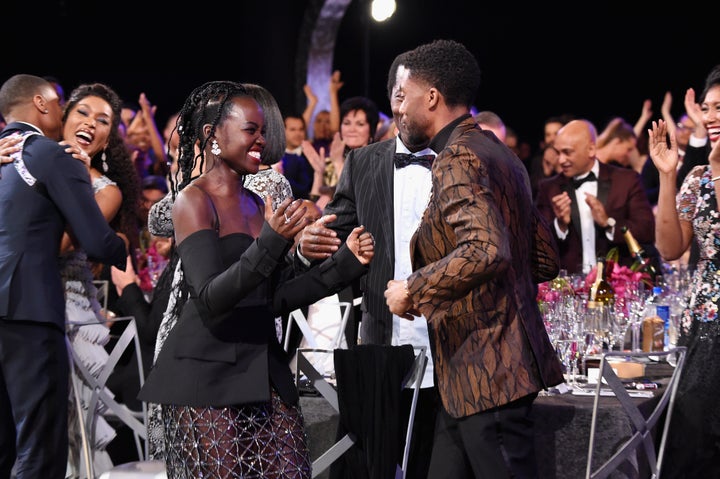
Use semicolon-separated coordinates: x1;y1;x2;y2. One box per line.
407;117;564;418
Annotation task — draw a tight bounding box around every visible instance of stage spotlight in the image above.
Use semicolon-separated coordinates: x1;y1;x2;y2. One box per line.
371;0;396;22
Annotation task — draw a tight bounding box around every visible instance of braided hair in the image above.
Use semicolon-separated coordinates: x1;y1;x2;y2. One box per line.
63;83;141;252
172;81;250;198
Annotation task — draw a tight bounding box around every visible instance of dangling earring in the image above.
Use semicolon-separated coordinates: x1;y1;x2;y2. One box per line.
101;150;108;172
211;139;221;156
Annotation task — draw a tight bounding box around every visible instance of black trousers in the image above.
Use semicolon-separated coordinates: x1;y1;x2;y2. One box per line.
0;319;69;479
427;392;538;479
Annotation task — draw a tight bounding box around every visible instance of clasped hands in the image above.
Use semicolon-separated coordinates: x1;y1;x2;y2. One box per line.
274;200;374;265
298;217;419;319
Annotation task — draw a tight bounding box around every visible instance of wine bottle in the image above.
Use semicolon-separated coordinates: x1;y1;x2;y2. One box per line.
589;257;615;307
621;226;658;279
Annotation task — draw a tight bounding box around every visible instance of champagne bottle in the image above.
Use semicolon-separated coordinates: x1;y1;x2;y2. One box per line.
589;257;615;307
621;226;658;279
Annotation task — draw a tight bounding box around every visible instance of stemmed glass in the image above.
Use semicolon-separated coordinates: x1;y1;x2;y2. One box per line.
625;281;648;352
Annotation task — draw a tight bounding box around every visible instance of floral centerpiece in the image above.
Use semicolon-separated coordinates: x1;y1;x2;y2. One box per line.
537;248;653;314
136;242;169;293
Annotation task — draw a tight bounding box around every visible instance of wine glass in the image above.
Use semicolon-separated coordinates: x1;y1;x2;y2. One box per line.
555;338;582;388
625;281;648;352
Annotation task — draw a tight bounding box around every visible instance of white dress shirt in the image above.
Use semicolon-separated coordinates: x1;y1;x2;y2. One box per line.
392;137;435;388
554;160;601;274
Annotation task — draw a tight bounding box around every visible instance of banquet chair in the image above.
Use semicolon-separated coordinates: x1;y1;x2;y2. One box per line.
585;347;687;479
296;344;427;479
67;315;167;479
283;300;352;352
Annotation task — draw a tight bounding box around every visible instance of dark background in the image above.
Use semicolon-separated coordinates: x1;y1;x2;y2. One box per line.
3;3;715;153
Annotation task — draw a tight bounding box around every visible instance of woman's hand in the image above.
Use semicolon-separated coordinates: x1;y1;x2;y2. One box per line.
648;120;679;175
265;196;309;240
0;135;22;164
345;225;374;265
58;140;92;169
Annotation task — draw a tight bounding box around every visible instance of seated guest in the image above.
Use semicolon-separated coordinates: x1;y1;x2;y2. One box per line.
535;119;656;275
279;113;314;200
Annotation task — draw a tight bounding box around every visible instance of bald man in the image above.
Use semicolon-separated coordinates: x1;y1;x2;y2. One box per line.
535;119;656;275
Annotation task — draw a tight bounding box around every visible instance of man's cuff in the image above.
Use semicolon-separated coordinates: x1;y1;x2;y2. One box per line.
296;244;312;267
554;218;568;240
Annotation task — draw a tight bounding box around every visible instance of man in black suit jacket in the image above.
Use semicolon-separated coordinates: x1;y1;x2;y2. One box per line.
0;74;127;479
297;64;438;478
535;119;656;275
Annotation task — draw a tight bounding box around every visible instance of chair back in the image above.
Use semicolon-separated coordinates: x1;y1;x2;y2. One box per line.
68;316;152;478
296;344;427;479
585;347;687;479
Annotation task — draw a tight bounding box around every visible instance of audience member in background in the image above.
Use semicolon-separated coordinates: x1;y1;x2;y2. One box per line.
535;119;656;275
43;75;66;107
528;114;575;198
303;69;343;153
137;80;374;477
0;74;127;479
278;113;314;199
123;93;168;178
595;116;638;168
531;144;563;201
641;92;696;206
474;110;506;141
323;95;379;200
58;83;141;475
382;39;563;478
646;65;720;477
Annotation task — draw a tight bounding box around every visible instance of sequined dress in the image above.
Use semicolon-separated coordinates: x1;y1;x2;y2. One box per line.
663;165;720;478
64;175;118;477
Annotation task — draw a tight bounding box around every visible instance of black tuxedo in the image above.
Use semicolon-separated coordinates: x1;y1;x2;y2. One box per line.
535;161;656;274
0;122;126;478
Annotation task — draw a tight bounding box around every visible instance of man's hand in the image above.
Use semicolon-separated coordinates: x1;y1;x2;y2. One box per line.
385;279;420;320
551;191;572;231
346;225;374;265
583;193;610;227
0;135;22;164
298;215;341;260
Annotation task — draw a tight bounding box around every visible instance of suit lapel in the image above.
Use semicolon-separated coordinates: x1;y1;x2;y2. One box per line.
564;180;582;237
596;163;611;205
376;143;396;265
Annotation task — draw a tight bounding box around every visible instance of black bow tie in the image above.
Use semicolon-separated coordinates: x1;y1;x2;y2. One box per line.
393;152;434;170
571;171;597;189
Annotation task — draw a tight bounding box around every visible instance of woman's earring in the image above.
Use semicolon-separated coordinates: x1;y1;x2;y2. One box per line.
211;139;221;156
101;150;108;172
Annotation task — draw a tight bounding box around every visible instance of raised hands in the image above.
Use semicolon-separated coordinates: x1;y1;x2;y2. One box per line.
684;88;707;139
648;120;679;174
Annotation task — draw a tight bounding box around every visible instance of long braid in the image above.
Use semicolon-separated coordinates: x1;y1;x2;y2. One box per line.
174;81;248;195
169;80;250;321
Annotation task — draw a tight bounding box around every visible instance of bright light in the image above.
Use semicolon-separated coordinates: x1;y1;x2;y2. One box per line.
371;0;396;22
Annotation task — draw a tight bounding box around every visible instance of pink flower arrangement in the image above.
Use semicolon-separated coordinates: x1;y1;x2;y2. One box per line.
537;258;652;308
136;243;169;292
